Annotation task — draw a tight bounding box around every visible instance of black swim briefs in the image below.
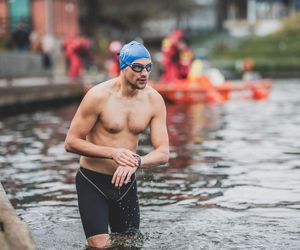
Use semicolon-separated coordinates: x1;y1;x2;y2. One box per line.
75;167;140;238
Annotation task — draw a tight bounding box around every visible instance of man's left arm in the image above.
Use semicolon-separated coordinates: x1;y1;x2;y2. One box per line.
140;94;169;168
112;93;169;187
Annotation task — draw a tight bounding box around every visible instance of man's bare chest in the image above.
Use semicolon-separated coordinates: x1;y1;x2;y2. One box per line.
99;99;152;134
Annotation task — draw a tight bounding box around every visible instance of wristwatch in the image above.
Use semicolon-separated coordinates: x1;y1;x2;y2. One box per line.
135;155;142;168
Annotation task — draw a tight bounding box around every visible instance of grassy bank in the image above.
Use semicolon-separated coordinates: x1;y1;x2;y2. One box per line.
192;13;300;78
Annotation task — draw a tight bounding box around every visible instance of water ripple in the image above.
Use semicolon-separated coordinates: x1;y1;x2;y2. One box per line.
0;80;300;249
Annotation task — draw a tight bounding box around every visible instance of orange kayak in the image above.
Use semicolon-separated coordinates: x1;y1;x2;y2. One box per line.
150;76;272;104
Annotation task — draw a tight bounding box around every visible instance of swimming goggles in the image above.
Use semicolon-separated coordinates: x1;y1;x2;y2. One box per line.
121;59;152;73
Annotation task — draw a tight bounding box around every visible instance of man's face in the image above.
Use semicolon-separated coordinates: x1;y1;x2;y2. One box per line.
124;58;152;90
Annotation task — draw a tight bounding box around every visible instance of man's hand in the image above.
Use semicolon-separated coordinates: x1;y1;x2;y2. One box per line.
112;165;137;187
111;148;138;168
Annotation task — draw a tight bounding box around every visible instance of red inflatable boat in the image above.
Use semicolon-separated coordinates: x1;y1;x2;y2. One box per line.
150;76;272;104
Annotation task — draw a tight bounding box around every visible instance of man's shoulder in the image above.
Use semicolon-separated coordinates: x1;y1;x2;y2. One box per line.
86;79;115;99
145;84;159;95
145;85;164;102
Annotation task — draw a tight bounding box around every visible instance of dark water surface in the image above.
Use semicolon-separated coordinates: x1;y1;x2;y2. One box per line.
1;79;300;250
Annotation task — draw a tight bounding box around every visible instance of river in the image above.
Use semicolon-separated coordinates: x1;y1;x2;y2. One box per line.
0;79;300;249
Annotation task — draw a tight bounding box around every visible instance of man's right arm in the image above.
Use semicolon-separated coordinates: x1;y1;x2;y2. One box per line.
64;89;137;167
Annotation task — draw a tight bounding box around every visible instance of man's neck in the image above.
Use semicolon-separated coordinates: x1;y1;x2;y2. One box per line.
116;77;139;98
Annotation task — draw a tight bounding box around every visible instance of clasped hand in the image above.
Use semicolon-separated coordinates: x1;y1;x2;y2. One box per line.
112;148;138;167
112;165;137;187
111;148;139;187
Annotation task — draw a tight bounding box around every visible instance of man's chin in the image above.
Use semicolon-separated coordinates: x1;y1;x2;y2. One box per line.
136;81;147;89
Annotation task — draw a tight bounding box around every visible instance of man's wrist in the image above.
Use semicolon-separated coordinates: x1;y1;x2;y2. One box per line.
107;147;115;159
135;155;142;168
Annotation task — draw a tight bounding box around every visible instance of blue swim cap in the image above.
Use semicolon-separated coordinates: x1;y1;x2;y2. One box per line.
119;41;151;70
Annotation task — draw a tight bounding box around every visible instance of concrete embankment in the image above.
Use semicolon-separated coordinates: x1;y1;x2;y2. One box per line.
0;182;36;250
0;77;85;115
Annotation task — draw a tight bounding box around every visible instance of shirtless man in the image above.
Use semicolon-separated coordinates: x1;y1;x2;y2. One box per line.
64;41;169;249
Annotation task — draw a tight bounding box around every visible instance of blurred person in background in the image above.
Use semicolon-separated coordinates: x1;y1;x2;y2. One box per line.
12;22;30;52
160;29;194;82
107;39;122;78
30;31;42;53
161;29;182;82
41;34;55;69
63;35;91;78
177;41;194;79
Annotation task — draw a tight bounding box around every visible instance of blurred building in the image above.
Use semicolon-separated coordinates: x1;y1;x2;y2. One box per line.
142;0;300;39
142;0;219;39
0;0;79;38
220;0;300;36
